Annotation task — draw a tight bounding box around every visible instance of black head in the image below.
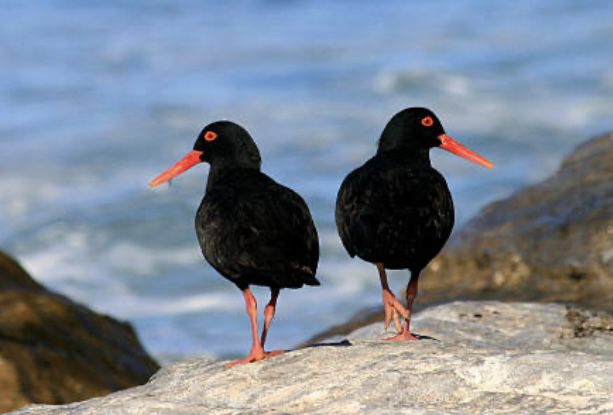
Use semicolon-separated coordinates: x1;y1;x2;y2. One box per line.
194;121;262;169
149;120;262;187
376;107;493;168
378;107;445;154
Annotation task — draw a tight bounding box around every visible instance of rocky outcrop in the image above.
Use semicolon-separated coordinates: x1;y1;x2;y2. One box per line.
0;250;159;413
421;132;613;309
5;133;611;413
11;301;613;414
308;132;613;344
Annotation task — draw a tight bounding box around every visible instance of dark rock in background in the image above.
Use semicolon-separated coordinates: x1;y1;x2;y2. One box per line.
307;132;613;344
427;131;613;307
0;250;159;413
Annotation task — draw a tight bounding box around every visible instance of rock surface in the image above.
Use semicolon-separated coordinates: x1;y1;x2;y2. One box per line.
308;132;613;344
0;250;160;413
11;301;613;414
422;132;613;309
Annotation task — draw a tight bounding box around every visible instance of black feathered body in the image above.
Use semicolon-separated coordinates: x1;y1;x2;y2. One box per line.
335;151;454;272
196;167;319;290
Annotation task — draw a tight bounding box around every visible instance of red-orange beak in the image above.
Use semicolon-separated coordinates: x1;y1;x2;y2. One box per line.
438;134;493;169
148;150;204;187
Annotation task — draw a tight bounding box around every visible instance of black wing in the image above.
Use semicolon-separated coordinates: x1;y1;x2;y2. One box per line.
197;171;319;289
336;157;454;271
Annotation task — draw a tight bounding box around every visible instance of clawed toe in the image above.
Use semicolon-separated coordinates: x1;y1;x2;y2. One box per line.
384;329;418;342
382;290;408;333
225;349;285;368
384;305;403;333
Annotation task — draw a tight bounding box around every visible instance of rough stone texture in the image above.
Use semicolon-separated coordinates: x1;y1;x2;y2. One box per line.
422;132;613;309
308;132;613;344
0;250;160;413
11;302;613;414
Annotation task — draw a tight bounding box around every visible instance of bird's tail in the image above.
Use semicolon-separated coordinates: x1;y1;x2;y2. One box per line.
283;265;320;288
301;274;320;286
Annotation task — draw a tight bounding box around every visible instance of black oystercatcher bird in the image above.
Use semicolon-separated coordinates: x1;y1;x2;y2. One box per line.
335;108;492;340
149;121;319;366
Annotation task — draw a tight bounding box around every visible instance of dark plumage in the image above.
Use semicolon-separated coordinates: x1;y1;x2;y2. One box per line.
336;155;454;271
336;107;492;340
196;166;320;289
150;121;319;365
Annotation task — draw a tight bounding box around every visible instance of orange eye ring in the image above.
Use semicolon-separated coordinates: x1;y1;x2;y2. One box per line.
204;131;218;141
421;116;434;127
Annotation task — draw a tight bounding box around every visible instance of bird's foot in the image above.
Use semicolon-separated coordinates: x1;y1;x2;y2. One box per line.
225;349;285;368
382;290;409;333
384;327;418;341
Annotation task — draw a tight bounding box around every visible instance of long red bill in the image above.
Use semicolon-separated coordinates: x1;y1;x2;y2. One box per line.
438;134;493;169
149;150;204;187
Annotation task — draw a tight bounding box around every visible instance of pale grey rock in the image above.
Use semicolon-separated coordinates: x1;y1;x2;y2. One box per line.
11;302;613;415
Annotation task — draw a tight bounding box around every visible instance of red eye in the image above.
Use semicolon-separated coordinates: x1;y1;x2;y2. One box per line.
421;116;434;127
204;131;218;141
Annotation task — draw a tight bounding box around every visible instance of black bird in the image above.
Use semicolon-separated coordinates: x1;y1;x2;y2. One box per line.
149;121;319;366
335;108;492;340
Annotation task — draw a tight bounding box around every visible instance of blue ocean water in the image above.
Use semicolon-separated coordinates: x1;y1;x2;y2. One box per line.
0;1;611;361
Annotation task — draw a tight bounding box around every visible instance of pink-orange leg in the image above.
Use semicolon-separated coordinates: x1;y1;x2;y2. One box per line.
260;287;279;347
386;274;419;341
226;287;284;368
377;263;409;333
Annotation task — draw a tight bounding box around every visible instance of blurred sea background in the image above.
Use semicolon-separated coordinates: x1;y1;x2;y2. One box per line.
0;0;611;362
